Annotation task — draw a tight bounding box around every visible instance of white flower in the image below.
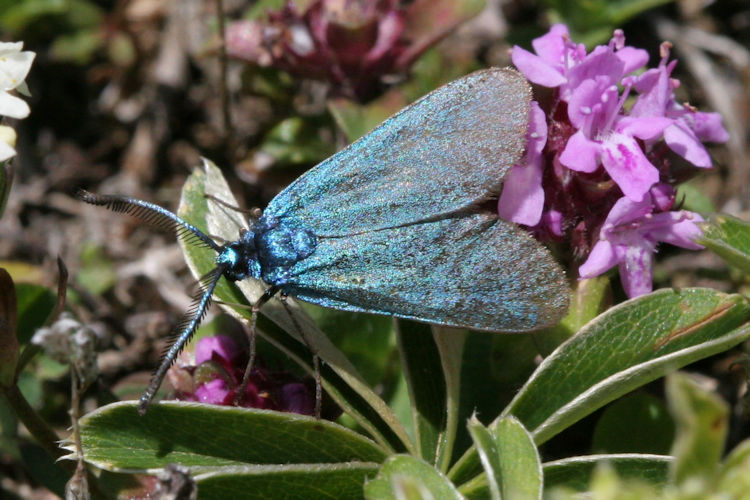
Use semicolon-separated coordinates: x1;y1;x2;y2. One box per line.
0;42;35;119
0;125;17;161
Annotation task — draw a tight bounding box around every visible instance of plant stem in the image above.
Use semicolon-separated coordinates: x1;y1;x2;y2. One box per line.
2;384;68;464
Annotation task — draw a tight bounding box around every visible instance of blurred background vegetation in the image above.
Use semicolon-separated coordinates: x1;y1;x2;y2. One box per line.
0;0;748;498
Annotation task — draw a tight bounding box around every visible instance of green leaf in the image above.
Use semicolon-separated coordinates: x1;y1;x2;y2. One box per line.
450;288;750;484
432;327;467;472
698;214;750;275
451;333;537;463
15;283;56;344
0;0;66;32
15;370;43;407
77;242;117;295
535;275;611;355
179;159;412;454
328;91;408;143
466;418;501;500
257;117;335;167
454;454;673;498
585;462;663;499
50;29;102;64
592;393;674;455
245;0;312;20
194;463;379;500
468;416;542;500
718;440;750;497
0;268;18;387
543;454;672;492
397;323;466;471
509;289;748;444
676;182;716;215
494;417;541;499
305;306;394;387
395;321;446;468
387;373;414;445
0;0;103;36
541;0;674;46
19;441;68;498
666;372;728;484
76;401;387;471
0;396;18;457
365;455;463;500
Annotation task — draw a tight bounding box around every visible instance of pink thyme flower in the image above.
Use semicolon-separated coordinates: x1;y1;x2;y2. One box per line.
628;42;729;168
579;187;704;297
498;101;547;226
511;24;648;102
501;25;728;297
559;76;672;201
169;335;316;415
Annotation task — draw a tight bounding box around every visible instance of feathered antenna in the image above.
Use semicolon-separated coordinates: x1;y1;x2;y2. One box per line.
138;266;225;415
76;190;221;251
78;189;229;414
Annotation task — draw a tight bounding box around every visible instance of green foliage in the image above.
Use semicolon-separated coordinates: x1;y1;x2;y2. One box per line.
545;373;747;499
666;372;727;484
256;117;336;168
592;393;674;455
3;2;744;497
0;0;104;63
15;282;56;344
18;442;68;497
245;0;302;20
468;416;542;500
539;0;675;46
73;402;387;469
699;214;750;275
365;455;463;500
329;49;478;143
0;267;70;497
676;183;716;215
76;242;116;296
64;163;750;498
305;306;395;387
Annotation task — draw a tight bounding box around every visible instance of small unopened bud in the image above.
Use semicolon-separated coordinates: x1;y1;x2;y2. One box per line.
0;125;17;149
32;313;99;390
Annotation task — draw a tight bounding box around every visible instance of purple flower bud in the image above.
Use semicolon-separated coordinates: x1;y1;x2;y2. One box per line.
226;0;479;100
279;382;315;415
168;335;318;416
226;20;272;66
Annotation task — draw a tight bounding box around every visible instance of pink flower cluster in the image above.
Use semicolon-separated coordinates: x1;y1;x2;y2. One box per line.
226;0;475;101
500;24;728;297
168;335;315;415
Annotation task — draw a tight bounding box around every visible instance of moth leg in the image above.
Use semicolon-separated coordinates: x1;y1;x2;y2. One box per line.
204;193;263;221
279;293;322;419
234;286;278;406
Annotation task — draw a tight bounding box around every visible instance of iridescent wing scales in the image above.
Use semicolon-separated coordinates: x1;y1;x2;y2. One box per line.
281;214;569;332
264;68;531;237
